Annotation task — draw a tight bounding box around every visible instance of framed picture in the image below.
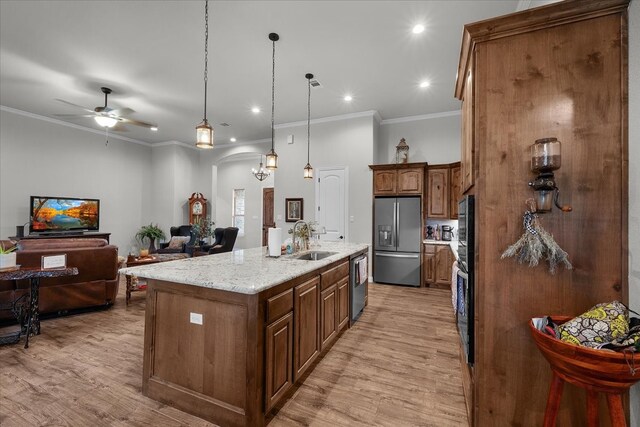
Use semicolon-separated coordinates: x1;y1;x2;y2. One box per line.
285;198;303;222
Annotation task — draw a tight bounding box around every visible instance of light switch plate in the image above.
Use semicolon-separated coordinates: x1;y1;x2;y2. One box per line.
287;134;294;144
190;312;203;325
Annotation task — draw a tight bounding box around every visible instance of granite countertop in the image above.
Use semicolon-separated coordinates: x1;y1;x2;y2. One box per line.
119;242;369;295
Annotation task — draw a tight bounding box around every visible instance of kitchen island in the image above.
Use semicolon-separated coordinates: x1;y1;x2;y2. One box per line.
120;242;369;427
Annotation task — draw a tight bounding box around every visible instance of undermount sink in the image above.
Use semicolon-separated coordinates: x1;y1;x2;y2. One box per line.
295;251;337;261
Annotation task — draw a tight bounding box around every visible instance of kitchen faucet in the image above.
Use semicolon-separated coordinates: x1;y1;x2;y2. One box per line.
292;220;311;254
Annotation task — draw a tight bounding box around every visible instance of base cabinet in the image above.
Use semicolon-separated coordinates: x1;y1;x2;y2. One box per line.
294;277;320;381
320;284;338;349
265;312;293;412
337;278;349;331
423;243;452;288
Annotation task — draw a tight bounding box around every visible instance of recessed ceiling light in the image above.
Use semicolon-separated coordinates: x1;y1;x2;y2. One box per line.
150;126;158;131
251;107;261;113
412;24;425;34
230;137;237;142
420;81;430;88
344;95;353;102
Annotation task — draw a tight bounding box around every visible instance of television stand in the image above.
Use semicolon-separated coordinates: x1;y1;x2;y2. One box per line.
9;232;111;244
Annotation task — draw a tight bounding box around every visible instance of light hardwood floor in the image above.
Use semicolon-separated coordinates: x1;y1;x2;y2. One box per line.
0;279;468;427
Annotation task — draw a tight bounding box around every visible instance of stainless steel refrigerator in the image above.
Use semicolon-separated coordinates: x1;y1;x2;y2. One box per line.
373;197;421;286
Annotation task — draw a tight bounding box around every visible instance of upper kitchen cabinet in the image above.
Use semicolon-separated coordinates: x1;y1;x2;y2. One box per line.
426;162;461;220
454;0;629;425
370;163;427;197
427;167;449;218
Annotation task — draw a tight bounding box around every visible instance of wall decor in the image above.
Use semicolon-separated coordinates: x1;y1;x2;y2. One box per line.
285;198;303;222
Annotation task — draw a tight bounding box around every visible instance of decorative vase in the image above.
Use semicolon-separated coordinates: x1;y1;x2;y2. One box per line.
139;249;150;258
148;237;157;254
0;253;17;271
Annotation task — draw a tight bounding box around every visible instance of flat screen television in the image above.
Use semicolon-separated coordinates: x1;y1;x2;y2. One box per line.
29;196;100;234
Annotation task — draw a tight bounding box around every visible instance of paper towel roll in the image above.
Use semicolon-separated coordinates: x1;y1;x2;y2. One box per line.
268;228;282;257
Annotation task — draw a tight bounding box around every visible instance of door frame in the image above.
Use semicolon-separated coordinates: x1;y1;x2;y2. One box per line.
314;166;349;242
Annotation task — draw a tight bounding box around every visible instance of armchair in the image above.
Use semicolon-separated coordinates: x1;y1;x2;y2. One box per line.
157;225;194;254
208;227;239;255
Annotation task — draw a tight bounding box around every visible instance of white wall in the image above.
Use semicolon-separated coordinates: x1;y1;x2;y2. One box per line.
273;115;375;247
0;108;152;254
628;0;639;423
377;113;461;165
215;155;274;249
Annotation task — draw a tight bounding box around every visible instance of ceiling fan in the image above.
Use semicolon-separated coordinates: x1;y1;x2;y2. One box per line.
54;87;157;131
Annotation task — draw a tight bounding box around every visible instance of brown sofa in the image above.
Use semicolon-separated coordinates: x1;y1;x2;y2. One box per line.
0;238;119;318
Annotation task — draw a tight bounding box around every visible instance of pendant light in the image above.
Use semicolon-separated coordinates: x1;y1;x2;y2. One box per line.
265;33;279;169
303;73;314;179
196;1;214;149
252;155;271;182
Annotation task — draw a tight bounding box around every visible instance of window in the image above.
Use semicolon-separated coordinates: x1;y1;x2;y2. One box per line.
232;189;245;235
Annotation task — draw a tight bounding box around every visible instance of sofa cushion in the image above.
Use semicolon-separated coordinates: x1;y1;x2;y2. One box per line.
167;236;190;249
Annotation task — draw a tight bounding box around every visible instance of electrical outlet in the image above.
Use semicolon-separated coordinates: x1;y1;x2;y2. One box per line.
190;312;203;325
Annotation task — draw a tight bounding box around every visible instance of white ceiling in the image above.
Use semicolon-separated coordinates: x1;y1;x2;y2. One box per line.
0;1;526;147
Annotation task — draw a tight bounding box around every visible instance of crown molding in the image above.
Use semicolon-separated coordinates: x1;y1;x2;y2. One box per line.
380;110;461;125
274;110;380;130
0;105;152;146
153;140;198;150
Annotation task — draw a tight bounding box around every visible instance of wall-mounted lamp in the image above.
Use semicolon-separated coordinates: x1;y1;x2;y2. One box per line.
528;137;572;213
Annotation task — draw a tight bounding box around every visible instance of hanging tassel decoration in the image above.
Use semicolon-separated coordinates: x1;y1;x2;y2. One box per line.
501;200;572;274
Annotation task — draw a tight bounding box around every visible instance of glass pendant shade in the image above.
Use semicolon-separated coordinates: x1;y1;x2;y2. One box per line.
265;148;278;170
196;120;214;149
94;115;118;128
304;163;313;179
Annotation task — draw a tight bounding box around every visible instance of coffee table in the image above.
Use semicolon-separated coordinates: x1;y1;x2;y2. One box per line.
124;254;189;304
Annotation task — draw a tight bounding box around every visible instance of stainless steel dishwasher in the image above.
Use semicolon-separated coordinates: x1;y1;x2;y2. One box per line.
350;253;367;322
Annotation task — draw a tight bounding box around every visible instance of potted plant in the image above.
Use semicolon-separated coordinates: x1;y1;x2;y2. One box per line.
191;217;215;247
135;223;166;255
0;241;18;271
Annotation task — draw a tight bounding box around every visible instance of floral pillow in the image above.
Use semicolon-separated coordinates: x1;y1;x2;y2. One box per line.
167;236;190;249
559;301;629;349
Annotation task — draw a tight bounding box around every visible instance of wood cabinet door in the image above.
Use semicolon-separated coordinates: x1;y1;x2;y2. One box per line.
423;244;436;285
461;68;474;192
265;312;293;412
373;170;397;195
435;245;452;285
397;168;423;195
294;277;319;381
337;278;349;331
320;284;338;350
449;165;461;219
428;168;450;218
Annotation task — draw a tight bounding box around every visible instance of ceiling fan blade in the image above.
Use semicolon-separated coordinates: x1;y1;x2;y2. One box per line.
109;107;134;117
119;117;156;128
111;123;129;132
55;98;95;113
53;114;96;118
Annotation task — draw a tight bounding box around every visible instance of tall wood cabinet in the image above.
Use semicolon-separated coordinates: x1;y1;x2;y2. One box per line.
454;1;629;425
427;162;461;220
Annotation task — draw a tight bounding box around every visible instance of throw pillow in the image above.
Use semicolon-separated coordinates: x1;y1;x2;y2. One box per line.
167;236;190;249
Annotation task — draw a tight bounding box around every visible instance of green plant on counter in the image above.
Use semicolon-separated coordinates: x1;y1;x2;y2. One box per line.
135;223;166;244
0;242;17;254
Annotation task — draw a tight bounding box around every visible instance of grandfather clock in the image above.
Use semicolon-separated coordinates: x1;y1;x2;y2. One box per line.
188;192;207;224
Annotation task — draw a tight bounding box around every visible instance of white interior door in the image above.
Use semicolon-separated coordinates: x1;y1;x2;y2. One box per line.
316;168;346;242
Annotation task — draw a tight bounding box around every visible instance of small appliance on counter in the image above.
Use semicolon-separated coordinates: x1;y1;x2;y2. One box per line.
426;226;434;240
441;225;454;241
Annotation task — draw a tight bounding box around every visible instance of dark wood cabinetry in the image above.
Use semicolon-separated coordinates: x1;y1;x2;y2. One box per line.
337;278;349;331
370;163;427;197
320;284;338;349
293;277;320;381
450;164;461;218
427;162;461;220
423;243;452;288
427;168;449;218
265;312;293;412
454;1;629;425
